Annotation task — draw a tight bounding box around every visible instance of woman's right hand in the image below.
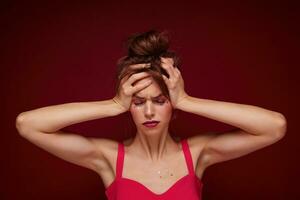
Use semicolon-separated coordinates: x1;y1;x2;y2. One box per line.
113;63;152;112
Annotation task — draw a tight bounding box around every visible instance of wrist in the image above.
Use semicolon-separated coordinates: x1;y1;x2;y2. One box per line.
174;94;190;110
112;97;127;113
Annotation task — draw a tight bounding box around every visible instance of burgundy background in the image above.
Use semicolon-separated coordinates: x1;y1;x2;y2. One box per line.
2;1;299;200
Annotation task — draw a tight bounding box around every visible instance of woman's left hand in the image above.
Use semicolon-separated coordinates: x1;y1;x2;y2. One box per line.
160;57;188;109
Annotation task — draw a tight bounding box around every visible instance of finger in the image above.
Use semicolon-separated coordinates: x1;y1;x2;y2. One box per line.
125;72;151;86
129;63;151;70
161;61;176;79
160;57;176;77
174;67;181;76
130;78;152;94
119;73;131;85
162;74;170;85
161;57;174;65
118;63;150;81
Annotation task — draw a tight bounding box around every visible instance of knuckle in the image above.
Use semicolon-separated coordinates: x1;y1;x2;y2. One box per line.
163;65;170;70
129;74;139;82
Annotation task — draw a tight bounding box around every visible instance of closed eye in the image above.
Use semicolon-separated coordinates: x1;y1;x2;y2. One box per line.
155;99;166;104
133;101;145;106
133;100;166;106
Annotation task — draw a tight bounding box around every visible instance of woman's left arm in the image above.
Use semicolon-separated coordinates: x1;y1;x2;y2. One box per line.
176;96;287;138
160;57;287;167
176;96;287;167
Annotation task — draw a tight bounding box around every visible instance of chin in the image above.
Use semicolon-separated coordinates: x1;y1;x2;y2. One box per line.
140;124;167;133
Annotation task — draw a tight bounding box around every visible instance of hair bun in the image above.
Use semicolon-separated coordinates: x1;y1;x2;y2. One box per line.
126;30;169;57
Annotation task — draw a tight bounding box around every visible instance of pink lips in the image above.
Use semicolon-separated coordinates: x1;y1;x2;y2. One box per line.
143;121;160;128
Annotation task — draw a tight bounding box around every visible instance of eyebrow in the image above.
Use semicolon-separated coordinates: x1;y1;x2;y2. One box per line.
134;93;164;99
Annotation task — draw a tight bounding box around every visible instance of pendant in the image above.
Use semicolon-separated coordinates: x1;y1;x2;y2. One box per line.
158;170;162;178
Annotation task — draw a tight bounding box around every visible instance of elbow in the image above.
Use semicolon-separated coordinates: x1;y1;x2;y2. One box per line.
273;112;287;140
16;112;32;136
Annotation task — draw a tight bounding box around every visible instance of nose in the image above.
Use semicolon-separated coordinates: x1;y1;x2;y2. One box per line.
144;101;155;119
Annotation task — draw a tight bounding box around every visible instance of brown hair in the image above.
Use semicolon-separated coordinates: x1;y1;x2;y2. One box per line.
115;29;181;100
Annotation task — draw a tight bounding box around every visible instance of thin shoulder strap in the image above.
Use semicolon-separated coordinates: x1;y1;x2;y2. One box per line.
116;141;124;178
181;139;195;175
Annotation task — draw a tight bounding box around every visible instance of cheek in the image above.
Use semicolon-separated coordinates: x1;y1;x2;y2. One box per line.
130;107;142;121
130;104;139;114
159;105;173;118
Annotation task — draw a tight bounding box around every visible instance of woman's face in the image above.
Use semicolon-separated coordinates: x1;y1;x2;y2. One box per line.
129;77;173;134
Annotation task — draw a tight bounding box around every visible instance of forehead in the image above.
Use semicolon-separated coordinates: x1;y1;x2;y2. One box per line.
133;79;163;98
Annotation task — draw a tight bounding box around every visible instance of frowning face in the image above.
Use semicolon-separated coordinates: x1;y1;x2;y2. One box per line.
129;77;173;134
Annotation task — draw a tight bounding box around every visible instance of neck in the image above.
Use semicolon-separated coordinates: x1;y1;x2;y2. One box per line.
131;127;178;163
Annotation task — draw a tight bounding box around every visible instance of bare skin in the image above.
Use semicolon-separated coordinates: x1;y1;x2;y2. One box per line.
16;57;287;195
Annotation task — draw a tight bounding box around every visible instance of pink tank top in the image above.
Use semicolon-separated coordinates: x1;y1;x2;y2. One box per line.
105;139;203;200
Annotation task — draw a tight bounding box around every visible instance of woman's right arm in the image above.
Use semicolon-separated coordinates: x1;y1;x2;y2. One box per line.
15;99;126;172
15;66;152;173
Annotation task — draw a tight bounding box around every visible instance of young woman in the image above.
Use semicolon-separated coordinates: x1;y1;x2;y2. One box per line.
16;30;287;200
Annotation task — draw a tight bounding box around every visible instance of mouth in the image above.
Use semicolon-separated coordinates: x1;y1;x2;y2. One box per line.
142;120;160;128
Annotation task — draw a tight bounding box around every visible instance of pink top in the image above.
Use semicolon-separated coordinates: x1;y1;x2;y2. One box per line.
105;139;203;200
